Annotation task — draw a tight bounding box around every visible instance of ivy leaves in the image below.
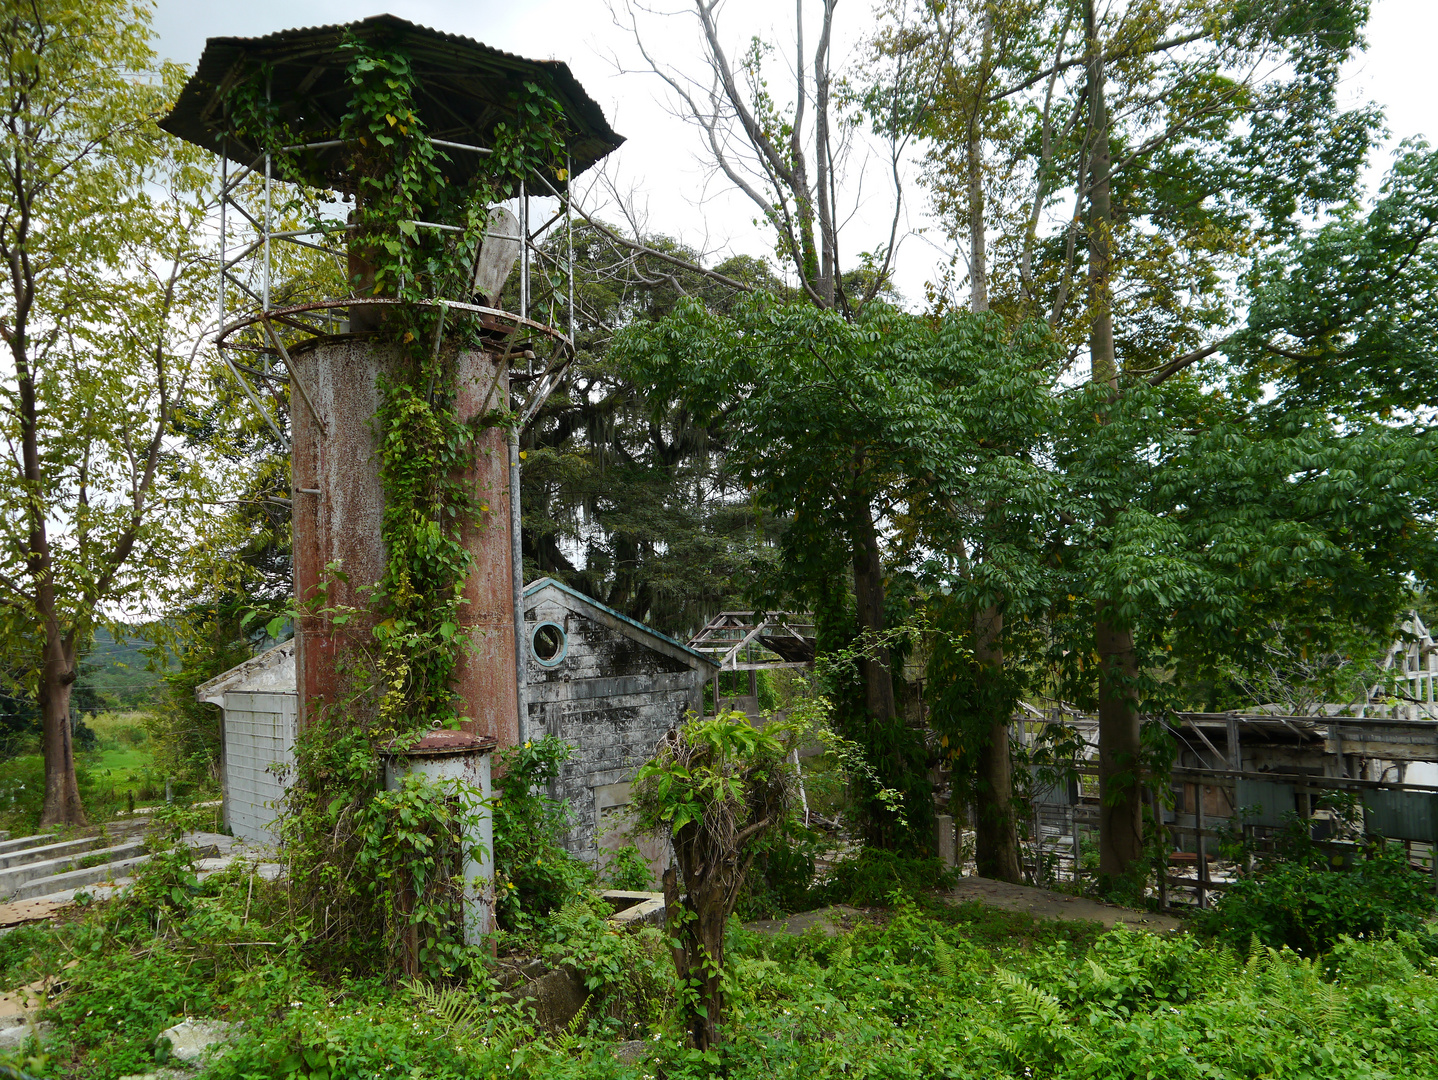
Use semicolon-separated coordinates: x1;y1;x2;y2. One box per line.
267;36;570;733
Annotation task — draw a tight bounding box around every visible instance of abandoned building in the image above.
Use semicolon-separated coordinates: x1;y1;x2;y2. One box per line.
686;610;816;719
199;579;718;872
195;640;297;844
522;577;718;878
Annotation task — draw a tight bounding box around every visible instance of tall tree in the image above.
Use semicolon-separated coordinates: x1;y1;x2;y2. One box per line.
616;0;949;744
618;294;1056;848
902;0;1380;877
0;1;216;824
516;223;781;637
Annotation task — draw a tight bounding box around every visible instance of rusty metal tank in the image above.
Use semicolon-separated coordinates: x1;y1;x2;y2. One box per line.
289;337;518;748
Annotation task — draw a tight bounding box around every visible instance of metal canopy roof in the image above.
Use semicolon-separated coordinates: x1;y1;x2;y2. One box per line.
160;13;623;191
687;611;817;671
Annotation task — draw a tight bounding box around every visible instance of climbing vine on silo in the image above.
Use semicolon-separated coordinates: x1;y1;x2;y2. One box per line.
338;35;567;731
222;36;570;971
229;35;568;732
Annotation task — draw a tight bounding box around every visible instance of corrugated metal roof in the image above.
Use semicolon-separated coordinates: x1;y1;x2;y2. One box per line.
160;13;622;191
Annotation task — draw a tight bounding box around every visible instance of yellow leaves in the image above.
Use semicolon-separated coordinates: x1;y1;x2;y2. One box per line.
402;331;415;343
386;113;397;126
555;167;569;182
480;502;489;513
518;450;527;460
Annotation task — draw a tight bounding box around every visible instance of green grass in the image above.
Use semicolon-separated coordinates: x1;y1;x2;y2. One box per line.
87;747;152;773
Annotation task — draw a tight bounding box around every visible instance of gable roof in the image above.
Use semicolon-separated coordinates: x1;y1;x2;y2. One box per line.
523;577;718;673
194;640;296;705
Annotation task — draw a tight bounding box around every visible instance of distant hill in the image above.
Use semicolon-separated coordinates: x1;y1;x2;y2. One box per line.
74;626;167;713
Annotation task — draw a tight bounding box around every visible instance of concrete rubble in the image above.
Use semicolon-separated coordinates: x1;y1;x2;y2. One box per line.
156;1017;241;1063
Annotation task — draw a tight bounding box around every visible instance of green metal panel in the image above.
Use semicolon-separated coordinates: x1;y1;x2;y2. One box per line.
1362;790;1438;843
1235;778;1298;828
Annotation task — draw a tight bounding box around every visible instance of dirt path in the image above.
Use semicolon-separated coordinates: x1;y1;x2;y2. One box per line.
944;876;1184;933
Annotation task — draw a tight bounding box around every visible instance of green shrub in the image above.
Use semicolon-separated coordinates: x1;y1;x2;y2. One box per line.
539;895;674;1033
1196;841;1436;954
602;843;655;892
492;736;594;931
735;822;824;919
0;754;45;830
819;847;957;906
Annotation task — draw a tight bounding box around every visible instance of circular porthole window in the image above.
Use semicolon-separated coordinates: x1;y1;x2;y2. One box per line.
531;621;568;667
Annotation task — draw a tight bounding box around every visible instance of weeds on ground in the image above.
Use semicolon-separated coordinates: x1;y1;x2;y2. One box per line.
1195;837;1437;954
3;850;1438;1078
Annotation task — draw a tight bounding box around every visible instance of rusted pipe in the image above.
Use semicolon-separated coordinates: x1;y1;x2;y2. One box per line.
510;425;528;744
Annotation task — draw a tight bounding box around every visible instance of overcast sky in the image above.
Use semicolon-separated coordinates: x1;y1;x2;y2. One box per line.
152;0;1438;306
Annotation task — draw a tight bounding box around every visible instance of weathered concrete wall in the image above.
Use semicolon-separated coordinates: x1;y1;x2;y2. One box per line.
221;691;296;844
523;596;705;873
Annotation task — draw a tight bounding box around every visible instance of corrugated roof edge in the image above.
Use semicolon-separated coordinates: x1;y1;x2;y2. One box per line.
194;638;296;704
160;13;623;177
523;577;718;670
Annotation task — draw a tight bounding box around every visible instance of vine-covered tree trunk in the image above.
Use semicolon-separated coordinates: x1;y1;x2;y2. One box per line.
973;607;1020;882
1096;610;1143;877
1084;0;1142;881
662;866;725;1051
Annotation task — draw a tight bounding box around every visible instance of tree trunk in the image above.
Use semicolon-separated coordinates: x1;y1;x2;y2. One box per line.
849;489;896;723
1084;0;1140;881
973;606;1020;882
1096;609;1142;877
663;861;726;1050
39;630;85;827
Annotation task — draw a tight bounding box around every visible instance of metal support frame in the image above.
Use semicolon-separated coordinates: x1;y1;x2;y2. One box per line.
215;134;576;383
687;611;818;672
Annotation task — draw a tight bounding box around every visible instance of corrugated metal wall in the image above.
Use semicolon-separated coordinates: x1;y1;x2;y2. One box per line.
222;691;297;843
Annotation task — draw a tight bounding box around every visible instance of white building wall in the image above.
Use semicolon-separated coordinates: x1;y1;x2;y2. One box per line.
222;690;296;844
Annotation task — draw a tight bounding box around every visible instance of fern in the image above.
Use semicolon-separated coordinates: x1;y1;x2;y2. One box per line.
990;966;1094;1065
934;935;956;979
995;968;1067;1027
405;979;484;1039
1084;956;1113;991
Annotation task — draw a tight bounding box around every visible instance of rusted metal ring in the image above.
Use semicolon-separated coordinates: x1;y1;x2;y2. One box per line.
385;728;499;758
215;297;573;356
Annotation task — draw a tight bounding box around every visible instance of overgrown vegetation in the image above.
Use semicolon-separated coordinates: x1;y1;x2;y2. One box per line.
3;1;1438;1076
5;831;1438;1079
1195;814;1438;956
630;712;797;1049
492;736;594;932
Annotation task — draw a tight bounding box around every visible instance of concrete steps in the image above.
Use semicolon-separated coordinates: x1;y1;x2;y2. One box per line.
0;833;112;871
0;820;154;901
0;818;254;911
0;839;147;897
5;852;153;902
